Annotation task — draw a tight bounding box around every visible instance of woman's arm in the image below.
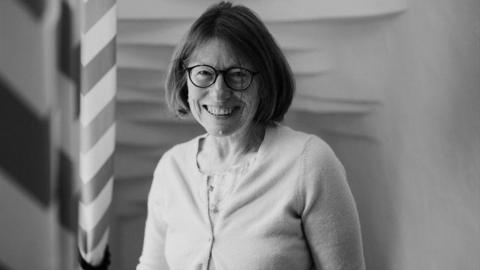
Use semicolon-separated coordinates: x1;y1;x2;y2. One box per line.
136;160;170;270
300;137;365;270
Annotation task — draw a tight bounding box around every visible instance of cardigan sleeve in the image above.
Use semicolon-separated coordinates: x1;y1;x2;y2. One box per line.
299;136;365;270
136;156;170;270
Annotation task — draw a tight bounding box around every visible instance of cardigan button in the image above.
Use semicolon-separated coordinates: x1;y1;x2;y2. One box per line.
211;206;219;214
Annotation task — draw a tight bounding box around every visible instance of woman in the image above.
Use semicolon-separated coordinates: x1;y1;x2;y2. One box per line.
137;2;365;270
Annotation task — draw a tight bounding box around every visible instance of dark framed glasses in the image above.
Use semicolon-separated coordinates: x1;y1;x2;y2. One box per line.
185;64;259;91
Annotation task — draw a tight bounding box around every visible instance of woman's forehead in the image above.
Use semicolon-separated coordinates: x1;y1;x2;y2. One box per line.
188;38;251;68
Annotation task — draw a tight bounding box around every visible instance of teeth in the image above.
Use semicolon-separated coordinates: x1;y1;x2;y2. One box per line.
206;106;233;116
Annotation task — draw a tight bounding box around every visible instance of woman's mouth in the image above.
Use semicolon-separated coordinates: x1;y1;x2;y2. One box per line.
203;105;237;117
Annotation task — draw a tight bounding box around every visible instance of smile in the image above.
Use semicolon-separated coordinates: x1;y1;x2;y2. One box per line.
203;105;237;117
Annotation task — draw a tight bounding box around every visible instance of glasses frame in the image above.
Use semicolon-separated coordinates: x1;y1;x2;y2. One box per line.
185;64;259;91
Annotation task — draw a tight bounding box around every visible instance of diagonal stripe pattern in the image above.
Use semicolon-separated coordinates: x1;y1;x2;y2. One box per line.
1;1;81;269
78;0;117;266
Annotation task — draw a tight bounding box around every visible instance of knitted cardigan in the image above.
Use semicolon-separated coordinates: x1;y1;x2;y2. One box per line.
137;124;365;270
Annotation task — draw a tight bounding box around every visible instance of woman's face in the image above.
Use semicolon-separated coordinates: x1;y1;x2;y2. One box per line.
186;39;260;137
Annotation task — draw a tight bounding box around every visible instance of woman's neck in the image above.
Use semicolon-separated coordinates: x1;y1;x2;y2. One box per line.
198;124;265;173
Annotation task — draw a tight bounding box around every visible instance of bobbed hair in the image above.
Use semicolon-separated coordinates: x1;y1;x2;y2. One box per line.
164;1;294;125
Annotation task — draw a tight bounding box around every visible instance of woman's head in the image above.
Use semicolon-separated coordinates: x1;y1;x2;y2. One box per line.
165;1;294;129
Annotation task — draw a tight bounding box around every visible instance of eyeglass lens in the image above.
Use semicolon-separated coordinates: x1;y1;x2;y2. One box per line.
189;65;253;90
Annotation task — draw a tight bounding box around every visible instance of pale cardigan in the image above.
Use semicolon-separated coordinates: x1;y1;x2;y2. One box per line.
137;124;365;270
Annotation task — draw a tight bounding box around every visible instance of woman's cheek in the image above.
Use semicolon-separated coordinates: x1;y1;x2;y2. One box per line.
187;86;202;116
187;97;202;121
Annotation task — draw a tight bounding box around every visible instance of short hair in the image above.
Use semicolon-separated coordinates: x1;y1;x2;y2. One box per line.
164;1;294;125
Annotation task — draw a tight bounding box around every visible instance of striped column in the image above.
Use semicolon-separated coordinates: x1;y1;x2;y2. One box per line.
0;1;67;270
78;0;117;266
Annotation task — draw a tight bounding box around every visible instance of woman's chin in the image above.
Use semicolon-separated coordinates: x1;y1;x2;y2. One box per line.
206;126;235;137
201;117;244;137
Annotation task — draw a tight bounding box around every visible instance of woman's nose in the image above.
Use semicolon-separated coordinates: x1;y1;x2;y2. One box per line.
209;74;232;100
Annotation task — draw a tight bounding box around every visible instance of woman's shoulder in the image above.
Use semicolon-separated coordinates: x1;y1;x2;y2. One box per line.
167;135;201;157
268;124;333;155
269;124;343;171
153;134;203;173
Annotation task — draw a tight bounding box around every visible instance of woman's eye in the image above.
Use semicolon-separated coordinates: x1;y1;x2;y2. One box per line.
194;69;214;77
229;69;249;80
198;70;212;76
232;72;246;77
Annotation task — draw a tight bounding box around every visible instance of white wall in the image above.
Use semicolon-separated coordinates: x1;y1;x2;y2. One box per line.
382;0;480;268
288;0;480;269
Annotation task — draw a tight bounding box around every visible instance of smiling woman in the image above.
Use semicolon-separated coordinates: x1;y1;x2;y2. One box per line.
136;2;365;270
185;39;261;139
